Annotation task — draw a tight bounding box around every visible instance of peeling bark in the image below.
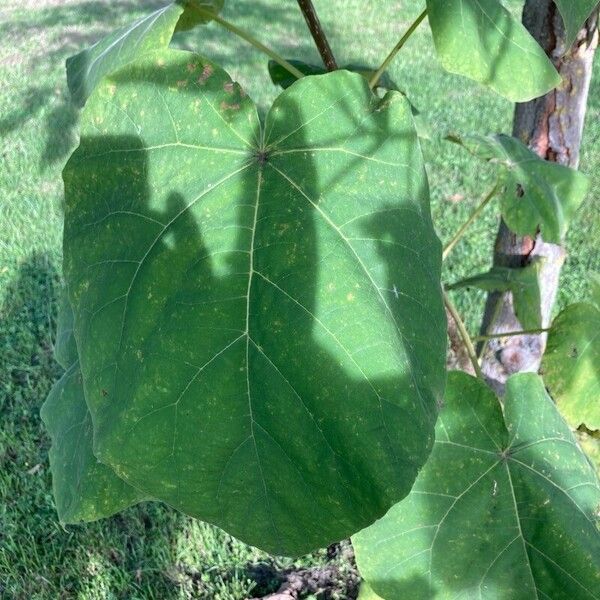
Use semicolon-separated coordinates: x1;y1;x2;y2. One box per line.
479;0;598;394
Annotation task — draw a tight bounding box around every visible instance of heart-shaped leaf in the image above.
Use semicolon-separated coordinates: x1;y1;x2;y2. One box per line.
448;263;542;330
41;302;144;523
543;301;600;431
426;0;561;102
353;371;600;599
66;1;224;106
449;134;589;243
61;50;446;555
555;0;600;49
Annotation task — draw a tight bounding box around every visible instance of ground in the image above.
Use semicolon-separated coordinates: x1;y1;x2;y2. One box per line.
0;0;598;598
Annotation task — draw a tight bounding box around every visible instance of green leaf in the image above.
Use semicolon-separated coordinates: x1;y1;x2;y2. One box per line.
543;302;600;431
42;306;144;523
426;0;561;102
555;0;600;49
267;59;398;91
449;134;589;243
66;1;224;106
54;291;78;369
62;50;447;555
357;582;385;600
448;263;542;330
353;371;600;600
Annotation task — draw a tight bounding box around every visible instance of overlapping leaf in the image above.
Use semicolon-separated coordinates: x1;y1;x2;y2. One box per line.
543;288;600;431
353;371;600;599
41;301;144;523
66;0;223;106
555;0;600;49
61;49;446;555
450;134;589;243
448;262;542;329
426;0;560;102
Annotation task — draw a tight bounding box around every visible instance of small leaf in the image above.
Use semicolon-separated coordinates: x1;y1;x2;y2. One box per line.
42;312;145;522
426;0;561;102
543;302;600;431
353;371;600;600
66;1;224;106
555;0;600;50
62;50;446;555
448;263;542;329
449;134;589;243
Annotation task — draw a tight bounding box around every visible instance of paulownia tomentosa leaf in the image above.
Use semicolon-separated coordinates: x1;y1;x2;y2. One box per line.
426;0;561;102
448;262;542;330
555;0;600;50
542;290;600;432
66;0;224;106
449;133;589;243
353;371;600;600
41;299;145;523
61;49;447;555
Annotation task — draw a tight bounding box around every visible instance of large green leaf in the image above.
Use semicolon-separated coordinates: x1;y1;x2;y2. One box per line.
448;262;542;329
449;134;589;243
555;0;600;49
62;50;446;555
66;0;223;106
353;372;600;599
426;0;561;102
267;59;398;91
543;302;600;431
42;302;145;523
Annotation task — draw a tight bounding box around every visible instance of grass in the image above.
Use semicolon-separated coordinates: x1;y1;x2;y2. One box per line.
0;0;598;597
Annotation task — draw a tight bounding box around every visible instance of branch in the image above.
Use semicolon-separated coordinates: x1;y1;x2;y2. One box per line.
296;0;338;71
443;290;484;379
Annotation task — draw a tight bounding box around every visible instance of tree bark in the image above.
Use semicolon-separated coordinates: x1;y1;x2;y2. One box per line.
479;0;599;395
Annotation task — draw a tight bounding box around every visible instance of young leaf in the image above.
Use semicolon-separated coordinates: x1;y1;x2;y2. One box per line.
555;0;600;50
448;263;542;330
61;50;447;555
66;0;224;106
543;302;600;431
449;134;589;243
353;372;600;600
42;301;145;523
426;0;561;102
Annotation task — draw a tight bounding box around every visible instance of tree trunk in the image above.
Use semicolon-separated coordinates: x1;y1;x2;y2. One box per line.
479;0;599;394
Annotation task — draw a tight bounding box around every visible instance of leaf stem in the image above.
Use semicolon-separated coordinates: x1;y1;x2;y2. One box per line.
296;0;338;71
473;328;551;342
195;9;306;80
369;8;428;89
442;182;500;261
443;290;484;379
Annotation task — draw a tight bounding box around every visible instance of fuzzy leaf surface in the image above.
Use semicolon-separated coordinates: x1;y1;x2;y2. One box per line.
62;50;446;555
426;0;560;101
353;372;600;599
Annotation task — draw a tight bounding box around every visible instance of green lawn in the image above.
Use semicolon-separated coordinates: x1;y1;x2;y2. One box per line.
1;1;598;598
